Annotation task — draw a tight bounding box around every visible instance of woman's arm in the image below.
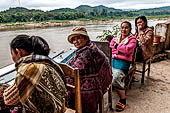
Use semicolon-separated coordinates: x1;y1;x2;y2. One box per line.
139;30;154;46
3;63;45;105
3;82;20;105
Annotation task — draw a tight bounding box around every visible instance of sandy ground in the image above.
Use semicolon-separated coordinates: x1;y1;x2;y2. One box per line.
106;59;170;113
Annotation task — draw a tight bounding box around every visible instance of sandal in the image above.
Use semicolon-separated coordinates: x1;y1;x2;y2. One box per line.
116;101;126;112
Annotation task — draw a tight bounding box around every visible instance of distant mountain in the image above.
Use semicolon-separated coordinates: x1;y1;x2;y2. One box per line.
1;7;44;13
50;8;76;13
1;7;29;13
139;5;170;11
75;5;95;12
122;9;138;11
2;5;170;14
75;5;121;13
94;5;121;12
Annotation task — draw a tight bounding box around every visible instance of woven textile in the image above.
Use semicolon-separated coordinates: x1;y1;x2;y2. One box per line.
3;55;68;113
67;41;112;113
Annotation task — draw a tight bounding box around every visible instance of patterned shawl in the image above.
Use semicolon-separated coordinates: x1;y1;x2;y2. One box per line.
3;55;68;113
67;41;112;113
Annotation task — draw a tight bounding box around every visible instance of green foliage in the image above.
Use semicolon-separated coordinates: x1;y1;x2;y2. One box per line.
50;8;76;13
0;6;170;24
2;7;29;14
96;24;120;41
75;5;120;13
101;9;108;16
90;8;99;16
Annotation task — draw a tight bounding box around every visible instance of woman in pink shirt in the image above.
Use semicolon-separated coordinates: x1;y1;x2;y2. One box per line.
110;21;136;112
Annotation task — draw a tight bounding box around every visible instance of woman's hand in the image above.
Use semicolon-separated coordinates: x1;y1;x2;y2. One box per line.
138;31;146;45
138;25;143;31
114;43;118;49
138;30;144;35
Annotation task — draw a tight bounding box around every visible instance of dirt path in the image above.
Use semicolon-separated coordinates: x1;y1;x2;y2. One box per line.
108;59;170;113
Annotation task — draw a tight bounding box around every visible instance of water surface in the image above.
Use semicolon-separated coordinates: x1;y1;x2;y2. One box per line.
0;20;167;68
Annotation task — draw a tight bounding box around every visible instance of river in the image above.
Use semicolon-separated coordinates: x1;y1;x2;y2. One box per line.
0;19;167;68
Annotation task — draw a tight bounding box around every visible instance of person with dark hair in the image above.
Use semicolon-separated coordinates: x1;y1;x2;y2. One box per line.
3;35;68;113
135;16;154;61
67;27;112;113
110;21;136;112
105;35;113;43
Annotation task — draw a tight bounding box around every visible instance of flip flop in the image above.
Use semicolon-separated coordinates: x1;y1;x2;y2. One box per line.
116;101;126;112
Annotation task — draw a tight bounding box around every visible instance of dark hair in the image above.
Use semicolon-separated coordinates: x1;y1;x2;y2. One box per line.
10;34;50;56
121;21;132;30
135;16;148;33
105;35;113;42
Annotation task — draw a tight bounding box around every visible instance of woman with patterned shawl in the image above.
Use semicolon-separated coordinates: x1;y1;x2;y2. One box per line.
3;35;68;113
66;27;112;113
110;21;136;112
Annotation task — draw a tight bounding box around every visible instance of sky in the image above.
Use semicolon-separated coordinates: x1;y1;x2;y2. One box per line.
1;0;170;11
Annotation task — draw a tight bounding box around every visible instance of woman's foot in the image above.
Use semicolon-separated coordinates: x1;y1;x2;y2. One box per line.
116;99;126;112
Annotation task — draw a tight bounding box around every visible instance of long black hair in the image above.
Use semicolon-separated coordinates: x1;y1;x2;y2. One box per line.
135;16;149;33
10;34;50;56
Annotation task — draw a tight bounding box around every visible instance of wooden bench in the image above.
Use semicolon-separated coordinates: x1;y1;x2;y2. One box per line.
58;63;82;113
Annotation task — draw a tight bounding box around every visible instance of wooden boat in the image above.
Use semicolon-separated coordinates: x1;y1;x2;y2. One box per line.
0;47;76;85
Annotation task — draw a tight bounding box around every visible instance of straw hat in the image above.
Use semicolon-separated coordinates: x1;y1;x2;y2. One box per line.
68;27;89;44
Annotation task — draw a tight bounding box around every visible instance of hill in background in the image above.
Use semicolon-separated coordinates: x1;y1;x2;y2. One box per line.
1;5;170;13
0;5;170;23
75;5;121;13
139;5;170;11
1;7;44;13
50;8;76;13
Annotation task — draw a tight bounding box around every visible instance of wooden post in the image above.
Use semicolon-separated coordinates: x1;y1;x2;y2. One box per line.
75;69;82;113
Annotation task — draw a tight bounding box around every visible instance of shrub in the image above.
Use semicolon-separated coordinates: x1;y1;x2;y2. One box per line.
96;24;120;41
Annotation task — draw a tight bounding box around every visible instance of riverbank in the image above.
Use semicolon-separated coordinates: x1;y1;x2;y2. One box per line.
0;18;169;31
0;18;168;69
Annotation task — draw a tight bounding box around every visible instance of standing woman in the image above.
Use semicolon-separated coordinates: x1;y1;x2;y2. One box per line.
67;27;112;113
135;16;154;61
3;35;68;113
110;21;136;112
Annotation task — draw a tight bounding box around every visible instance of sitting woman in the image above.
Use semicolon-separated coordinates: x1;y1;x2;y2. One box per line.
110;21;136;112
3;35;68;113
135;16;154;61
67;27;112;113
